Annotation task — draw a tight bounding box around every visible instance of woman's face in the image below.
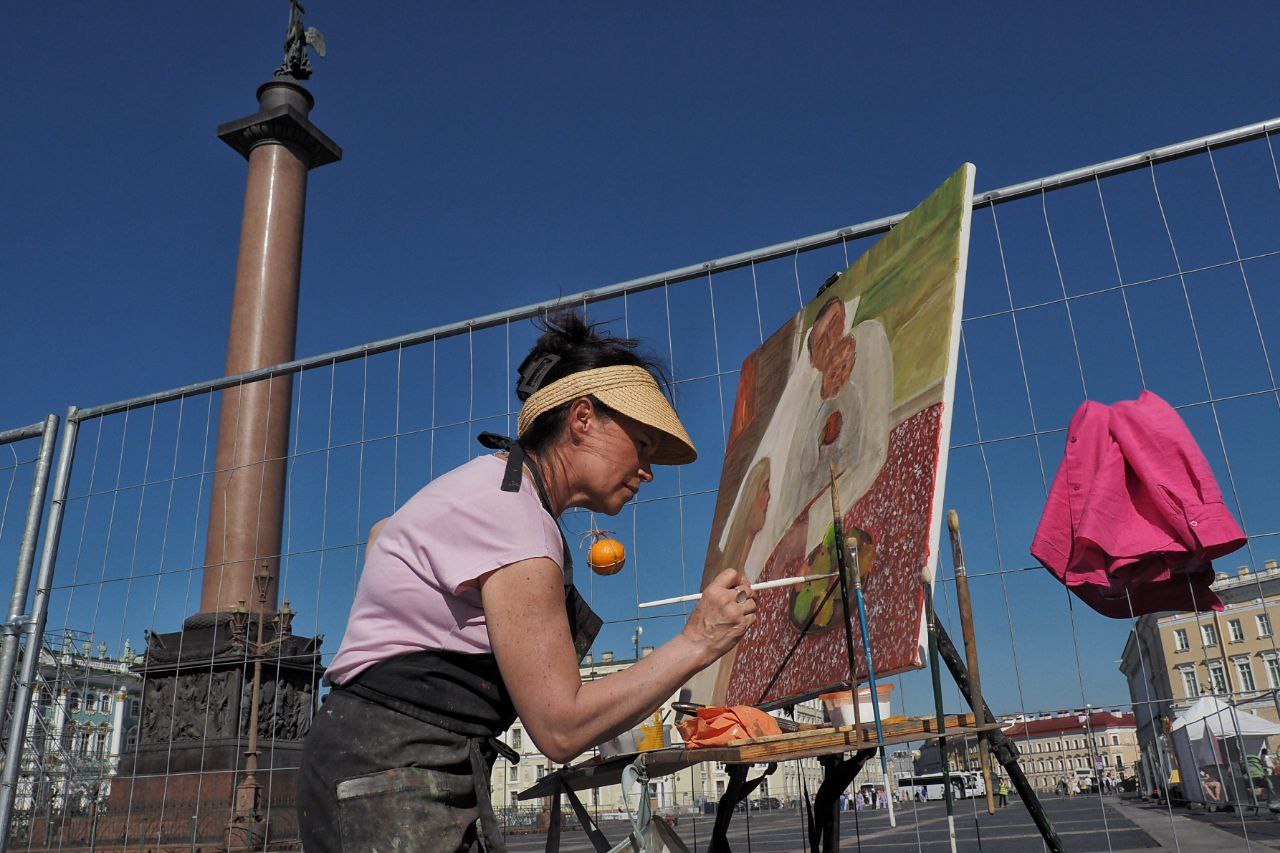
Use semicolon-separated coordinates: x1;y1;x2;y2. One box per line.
572;404;658;515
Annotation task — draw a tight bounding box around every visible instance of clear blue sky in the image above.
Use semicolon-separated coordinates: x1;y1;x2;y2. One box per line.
3;4;1279;719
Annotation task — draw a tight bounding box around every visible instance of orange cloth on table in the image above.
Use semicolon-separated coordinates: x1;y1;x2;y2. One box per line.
677;706;782;748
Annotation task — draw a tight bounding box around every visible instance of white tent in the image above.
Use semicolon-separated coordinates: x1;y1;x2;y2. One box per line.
1170;696;1280;806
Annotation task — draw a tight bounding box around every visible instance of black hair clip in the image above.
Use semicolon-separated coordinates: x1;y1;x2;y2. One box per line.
517;353;562;398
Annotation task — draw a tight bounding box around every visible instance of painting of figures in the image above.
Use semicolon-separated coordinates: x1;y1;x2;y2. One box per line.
694;164;975;707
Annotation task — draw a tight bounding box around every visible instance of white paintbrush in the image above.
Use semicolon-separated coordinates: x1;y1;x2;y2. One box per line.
638;572;838;609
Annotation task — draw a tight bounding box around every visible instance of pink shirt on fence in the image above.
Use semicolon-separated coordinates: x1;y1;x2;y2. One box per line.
325;453;564;685
1032;391;1245;618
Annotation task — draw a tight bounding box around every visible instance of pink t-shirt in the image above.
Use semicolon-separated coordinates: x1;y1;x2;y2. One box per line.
325;454;564;685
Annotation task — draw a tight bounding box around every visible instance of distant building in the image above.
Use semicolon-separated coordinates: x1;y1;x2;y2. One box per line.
998;710;1139;793
9;631;143;829
1119;560;1280;795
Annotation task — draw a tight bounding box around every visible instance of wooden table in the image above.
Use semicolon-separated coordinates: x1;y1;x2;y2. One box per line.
518;714;1003;851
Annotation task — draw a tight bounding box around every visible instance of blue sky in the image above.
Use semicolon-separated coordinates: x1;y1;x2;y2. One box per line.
3;3;1280;720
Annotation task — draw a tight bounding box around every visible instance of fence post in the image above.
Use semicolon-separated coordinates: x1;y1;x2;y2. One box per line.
0;408;79;851
0;415;59;758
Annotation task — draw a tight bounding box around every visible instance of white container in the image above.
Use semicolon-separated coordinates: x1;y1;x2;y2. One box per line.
820;684;894;728
598;728;641;759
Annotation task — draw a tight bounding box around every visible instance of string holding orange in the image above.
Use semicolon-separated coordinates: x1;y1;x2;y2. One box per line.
581;525;627;576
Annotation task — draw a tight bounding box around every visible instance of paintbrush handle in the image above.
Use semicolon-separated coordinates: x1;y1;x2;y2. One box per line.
637;573;838;608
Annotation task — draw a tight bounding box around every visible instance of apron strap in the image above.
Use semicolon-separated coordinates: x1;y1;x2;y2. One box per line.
469;737;509;853
476;431;601;658
476;431;574;580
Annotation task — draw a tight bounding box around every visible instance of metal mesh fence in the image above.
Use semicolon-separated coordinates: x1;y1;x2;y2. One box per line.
7;116;1280;850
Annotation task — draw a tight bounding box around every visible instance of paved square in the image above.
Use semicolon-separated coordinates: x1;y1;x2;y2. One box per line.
504;795;1162;851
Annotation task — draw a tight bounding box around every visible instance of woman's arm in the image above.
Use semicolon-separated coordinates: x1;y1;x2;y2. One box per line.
481;559;753;763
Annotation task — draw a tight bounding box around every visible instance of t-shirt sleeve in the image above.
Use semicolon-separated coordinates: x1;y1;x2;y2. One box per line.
402;481;564;596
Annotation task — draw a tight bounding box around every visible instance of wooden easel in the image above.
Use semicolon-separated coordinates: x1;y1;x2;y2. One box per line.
519;512;1066;853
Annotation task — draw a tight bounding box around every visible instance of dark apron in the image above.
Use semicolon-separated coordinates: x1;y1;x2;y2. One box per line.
298;434;600;852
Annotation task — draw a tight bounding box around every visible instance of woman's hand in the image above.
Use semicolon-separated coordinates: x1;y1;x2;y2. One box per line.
681;568;756;665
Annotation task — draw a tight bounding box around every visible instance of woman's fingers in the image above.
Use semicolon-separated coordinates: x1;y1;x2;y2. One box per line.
682;568;758;659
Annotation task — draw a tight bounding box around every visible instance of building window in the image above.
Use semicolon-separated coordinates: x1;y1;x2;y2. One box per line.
1174;629;1190;651
101;695;112;714
1202;624;1218;647
1259;614;1274;638
1208;661;1228;694
1111;735;1119;746
130;699;140;717
1229;619;1245;643
508;765;518;783
85;693;97;712
68;692;80;711
1236;658;1258;692
1114;754;1123;769
1264;653;1280;689
510;728;522;751
536;765;546;780
1180;666;1200;698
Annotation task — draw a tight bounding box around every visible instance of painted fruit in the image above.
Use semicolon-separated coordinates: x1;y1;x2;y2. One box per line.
588;538;627;576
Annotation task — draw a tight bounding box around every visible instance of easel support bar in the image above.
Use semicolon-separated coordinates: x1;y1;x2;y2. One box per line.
934;621;1067;853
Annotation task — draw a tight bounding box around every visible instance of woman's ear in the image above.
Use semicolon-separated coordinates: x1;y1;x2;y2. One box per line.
567;396;596;445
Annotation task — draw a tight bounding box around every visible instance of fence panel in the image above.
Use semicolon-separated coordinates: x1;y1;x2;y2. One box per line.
9;117;1280;851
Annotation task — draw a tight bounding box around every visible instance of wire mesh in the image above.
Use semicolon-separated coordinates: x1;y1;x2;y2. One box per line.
7;119;1280;851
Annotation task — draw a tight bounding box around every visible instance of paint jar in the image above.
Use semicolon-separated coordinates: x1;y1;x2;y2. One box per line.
820;690;857;727
820;684;895;728
598;727;641;759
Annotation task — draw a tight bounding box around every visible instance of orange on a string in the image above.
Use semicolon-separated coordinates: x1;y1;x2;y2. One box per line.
581;524;627;576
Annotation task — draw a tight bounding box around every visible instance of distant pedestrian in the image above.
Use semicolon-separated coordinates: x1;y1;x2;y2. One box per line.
997;778;1009;808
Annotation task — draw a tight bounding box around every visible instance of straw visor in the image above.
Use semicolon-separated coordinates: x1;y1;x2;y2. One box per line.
517;365;697;465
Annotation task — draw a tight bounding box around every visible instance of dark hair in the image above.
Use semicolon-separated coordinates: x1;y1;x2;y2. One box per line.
517;311;669;452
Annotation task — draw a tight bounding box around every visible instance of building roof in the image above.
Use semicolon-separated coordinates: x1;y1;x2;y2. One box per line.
1001;711;1135;739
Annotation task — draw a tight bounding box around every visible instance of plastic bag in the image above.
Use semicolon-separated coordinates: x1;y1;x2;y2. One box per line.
676;706;781;748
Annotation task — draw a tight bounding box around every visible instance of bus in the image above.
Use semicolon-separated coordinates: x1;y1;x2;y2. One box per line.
897;771;986;802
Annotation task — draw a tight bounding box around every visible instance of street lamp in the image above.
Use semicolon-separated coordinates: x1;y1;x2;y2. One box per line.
228;565;296;846
1078;705;1103;794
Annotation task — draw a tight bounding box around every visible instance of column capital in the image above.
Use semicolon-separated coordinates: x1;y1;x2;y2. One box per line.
217;78;341;169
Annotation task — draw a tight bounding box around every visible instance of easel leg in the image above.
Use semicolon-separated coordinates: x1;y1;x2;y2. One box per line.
545;788;562;853
558;781;612;853
934;622;1067;853
948;511;997;817
811;748;875;853
708;763;777;853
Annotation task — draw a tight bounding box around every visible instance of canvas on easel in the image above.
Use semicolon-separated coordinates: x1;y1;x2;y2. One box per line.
693;164;975;707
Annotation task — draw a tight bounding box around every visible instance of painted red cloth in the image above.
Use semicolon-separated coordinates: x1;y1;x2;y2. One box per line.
1032;391;1245;618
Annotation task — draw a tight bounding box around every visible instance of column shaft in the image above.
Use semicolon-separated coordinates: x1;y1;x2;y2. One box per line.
200;142;308;614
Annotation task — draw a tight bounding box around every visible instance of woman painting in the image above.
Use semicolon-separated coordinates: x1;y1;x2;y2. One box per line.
297;313;756;851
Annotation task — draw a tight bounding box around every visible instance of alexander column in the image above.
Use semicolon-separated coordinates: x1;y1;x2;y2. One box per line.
88;5;341;849
205;1;340;618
